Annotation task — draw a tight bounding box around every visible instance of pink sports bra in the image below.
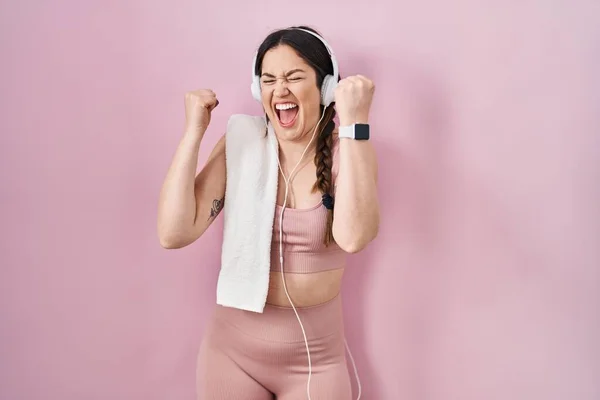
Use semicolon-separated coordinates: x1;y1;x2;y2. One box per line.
270;137;347;274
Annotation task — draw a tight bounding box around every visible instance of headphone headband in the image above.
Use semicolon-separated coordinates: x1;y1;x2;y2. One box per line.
288;28;339;87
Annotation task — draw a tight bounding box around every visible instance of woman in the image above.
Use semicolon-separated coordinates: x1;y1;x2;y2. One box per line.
158;26;379;400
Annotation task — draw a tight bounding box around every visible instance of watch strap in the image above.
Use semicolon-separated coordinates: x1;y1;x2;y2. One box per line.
338;123;370;140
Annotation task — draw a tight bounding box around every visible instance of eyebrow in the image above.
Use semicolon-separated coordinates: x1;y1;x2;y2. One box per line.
261;68;305;78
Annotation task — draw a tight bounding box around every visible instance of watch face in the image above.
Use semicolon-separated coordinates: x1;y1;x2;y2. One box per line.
355;124;370;140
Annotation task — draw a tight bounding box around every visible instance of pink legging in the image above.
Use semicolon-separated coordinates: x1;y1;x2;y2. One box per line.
196;294;352;399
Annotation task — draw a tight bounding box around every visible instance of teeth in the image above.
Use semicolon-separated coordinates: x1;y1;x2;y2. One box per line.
275;103;298;110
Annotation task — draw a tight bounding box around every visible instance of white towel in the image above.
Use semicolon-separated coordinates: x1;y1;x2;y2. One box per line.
216;114;279;313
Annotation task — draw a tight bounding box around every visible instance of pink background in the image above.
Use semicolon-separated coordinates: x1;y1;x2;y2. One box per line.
1;1;599;399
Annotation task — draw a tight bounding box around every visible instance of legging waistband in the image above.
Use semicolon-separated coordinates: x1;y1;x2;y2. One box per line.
212;293;344;343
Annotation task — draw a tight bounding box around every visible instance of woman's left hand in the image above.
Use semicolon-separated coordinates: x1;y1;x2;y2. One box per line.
334;75;375;126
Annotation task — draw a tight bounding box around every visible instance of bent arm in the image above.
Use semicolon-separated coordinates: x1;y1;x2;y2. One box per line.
157;131;226;249
332;139;379;253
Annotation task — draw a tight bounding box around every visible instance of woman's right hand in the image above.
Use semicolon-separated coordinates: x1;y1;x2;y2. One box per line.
184;89;219;134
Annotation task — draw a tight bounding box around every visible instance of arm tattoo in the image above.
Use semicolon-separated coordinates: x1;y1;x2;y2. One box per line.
208;197;224;220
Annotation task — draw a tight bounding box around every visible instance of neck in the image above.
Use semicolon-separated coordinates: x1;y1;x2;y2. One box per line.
277;134;317;173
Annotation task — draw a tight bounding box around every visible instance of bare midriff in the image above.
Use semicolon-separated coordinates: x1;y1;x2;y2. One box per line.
266;268;345;308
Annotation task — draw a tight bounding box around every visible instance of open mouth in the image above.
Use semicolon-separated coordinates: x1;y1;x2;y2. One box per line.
274;102;299;128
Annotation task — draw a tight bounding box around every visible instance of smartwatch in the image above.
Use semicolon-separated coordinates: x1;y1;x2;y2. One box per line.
338;123;370;140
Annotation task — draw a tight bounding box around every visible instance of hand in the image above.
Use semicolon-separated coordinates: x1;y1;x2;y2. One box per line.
334;75;375;126
184;89;219;134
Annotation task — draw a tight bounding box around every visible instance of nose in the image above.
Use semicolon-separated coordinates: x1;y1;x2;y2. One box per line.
273;79;290;98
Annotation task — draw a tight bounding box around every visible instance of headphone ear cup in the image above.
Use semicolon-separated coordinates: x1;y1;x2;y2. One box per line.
320;74;337;107
251;77;262;102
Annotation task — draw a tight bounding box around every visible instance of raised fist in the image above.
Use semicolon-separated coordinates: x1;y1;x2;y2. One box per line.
184;89;219;133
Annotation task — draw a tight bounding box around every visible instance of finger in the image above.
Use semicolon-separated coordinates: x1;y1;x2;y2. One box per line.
337;78;351;87
345;76;362;85
207;99;219;111
201;97;216;108
358;75;375;87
